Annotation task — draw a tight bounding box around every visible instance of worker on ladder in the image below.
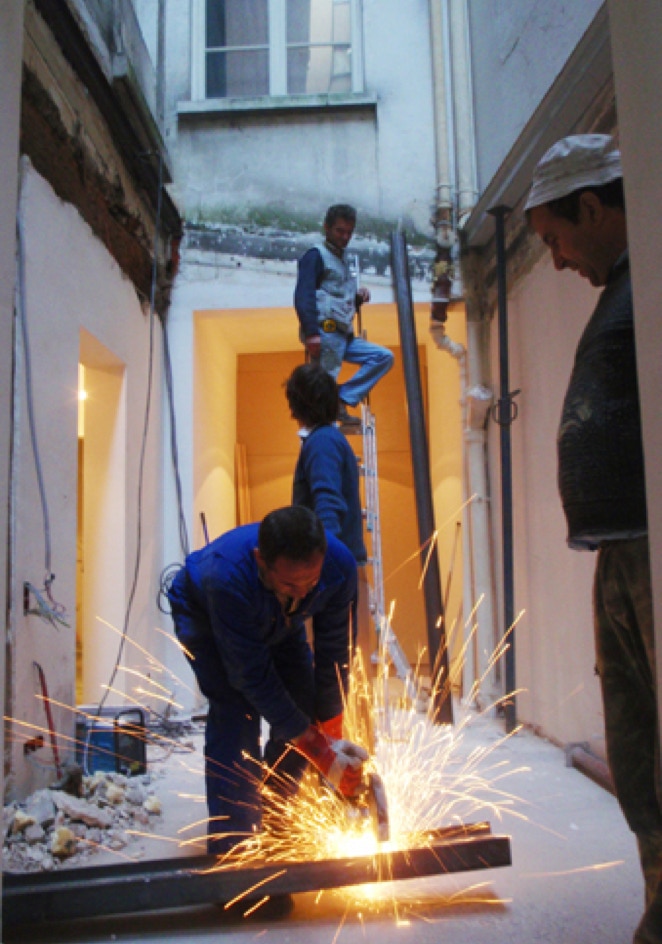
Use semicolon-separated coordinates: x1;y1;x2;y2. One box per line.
294;203;393;427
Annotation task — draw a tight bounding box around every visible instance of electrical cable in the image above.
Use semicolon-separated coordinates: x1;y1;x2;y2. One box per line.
15;183;69;626
163;317;190;559
93;151;164;729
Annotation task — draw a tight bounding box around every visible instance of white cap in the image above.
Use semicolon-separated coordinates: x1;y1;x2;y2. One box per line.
524;134;622;211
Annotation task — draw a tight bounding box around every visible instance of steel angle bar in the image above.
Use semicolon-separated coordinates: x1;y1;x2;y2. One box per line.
3;828;511;928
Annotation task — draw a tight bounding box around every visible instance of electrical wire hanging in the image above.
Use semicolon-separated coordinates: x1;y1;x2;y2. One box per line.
95;151;165;721
15;171;69;628
163;315;190;560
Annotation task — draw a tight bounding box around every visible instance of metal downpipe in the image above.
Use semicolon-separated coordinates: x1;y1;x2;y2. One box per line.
391;228;453;724
488;206;517;732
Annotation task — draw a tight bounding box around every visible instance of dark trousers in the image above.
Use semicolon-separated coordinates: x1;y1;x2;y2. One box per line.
170;584;315;853
594;536;662;943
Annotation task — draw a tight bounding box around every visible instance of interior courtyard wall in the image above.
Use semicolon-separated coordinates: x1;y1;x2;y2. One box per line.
8;164;166;799
468;0;603;191
486;252;604;749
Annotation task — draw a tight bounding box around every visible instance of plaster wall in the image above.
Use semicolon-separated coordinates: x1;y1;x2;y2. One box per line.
608;0;662;764
8;164;166;799
163;0;437;233
487;251;604;748
468;0;603;192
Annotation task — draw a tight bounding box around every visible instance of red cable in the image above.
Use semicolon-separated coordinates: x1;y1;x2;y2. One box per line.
33;661;62;778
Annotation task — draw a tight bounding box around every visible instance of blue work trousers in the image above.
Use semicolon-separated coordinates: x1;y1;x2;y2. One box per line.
173;612;315;854
319;331;393;406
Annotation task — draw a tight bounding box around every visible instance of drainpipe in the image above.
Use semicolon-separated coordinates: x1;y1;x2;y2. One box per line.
428;0;498;706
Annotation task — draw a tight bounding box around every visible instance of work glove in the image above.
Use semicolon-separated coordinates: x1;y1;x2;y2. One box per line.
293;725;368;797
318;713;343;741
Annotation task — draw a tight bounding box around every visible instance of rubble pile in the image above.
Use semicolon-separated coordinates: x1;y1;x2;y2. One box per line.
2;768;163;873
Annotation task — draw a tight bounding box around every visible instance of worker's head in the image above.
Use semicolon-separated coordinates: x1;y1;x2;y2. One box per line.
525;134;627;287
285;362;339;428
324;204;357;253
255;506;327;600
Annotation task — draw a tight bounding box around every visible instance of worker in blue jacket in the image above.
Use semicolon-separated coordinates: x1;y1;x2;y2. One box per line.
286;361;372;675
286;362;367;565
168;505;367;854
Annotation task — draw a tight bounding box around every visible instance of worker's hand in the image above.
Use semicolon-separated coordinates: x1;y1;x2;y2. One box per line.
319;713;343;740
356;286;371;306
294;725;368;797
305;335;322;360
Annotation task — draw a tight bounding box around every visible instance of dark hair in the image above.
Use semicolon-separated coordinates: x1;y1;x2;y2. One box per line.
324;204;357;227
285;362;339;427
528;178;625;224
258;506;327;567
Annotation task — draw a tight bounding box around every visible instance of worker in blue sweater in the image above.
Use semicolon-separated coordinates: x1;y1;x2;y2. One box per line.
286;362;371;665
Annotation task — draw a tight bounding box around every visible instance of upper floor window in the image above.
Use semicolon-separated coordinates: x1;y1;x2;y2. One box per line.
191;0;364;100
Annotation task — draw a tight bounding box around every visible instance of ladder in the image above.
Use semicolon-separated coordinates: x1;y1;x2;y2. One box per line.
359;404;419;703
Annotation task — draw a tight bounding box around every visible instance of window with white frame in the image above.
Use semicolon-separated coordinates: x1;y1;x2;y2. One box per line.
191;0;363;100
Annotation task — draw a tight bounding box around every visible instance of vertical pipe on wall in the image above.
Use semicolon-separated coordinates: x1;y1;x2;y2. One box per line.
488;205;517;733
391;229;453;725
429;0;497;705
449;0;478;221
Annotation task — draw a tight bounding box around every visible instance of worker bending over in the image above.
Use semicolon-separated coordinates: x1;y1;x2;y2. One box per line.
168;506;367;854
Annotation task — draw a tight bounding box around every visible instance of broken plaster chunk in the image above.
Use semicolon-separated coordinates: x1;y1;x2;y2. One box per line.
106;830;129;851
24;823;46;844
51;826;77;858
51;791;113;828
103;783;126;805
26;789;57;828
143;795;162;815
125;784;147;805
11;809;36;834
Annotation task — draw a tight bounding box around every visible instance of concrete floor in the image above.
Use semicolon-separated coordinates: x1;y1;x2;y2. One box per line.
3;709;646;944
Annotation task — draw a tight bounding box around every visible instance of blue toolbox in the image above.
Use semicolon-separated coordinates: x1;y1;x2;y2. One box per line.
75;706;147;776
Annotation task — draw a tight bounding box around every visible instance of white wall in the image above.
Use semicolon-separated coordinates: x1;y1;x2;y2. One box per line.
487;252;604;746
1;2;25;929
8;164;166;798
468;0;603;191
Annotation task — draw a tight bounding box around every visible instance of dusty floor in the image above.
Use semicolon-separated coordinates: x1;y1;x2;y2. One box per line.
2;704;647;944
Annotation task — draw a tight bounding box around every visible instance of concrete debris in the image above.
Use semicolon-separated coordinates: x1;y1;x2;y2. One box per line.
50;826;77;858
2;770;163;873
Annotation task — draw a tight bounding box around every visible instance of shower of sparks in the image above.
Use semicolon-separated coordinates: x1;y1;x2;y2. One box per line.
5;606;529;926
196;640;526;890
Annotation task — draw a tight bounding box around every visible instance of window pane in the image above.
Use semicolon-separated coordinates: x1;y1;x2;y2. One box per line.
206;0;269;49
287;0;351;45
287;0;352;94
207;49;269;98
288;44;351;94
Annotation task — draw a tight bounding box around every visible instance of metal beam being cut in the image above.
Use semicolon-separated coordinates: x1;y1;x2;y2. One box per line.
3;827;511;928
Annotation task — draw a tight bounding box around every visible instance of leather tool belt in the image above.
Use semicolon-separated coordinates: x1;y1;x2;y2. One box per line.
320;318;350;335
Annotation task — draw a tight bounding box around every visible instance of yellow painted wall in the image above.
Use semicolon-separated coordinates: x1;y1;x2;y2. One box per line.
236;345;444;666
194;315;238;545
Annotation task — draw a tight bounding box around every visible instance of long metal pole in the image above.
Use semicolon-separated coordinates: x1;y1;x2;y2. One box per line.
488;206;517;732
390;229;453;724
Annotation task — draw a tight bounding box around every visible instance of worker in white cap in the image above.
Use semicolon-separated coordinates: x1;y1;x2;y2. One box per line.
526;134;661;944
